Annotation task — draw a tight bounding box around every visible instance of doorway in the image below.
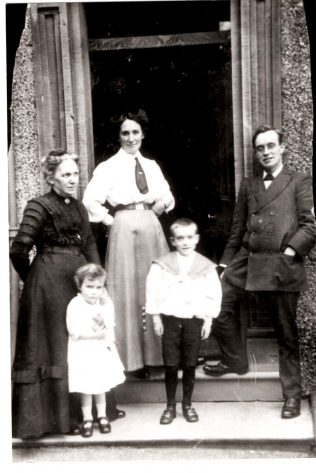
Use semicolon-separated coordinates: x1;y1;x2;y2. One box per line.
85;1;274;350
89;40;234;263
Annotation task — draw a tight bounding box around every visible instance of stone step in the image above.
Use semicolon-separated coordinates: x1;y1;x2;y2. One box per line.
116;337;282;403
12;401;314;451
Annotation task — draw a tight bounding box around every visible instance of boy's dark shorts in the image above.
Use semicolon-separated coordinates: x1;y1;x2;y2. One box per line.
161;314;203;367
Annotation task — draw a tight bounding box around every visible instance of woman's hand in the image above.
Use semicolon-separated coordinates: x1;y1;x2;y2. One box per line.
152;200;166;216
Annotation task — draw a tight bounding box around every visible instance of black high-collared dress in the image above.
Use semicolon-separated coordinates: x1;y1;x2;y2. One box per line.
10;189;99;439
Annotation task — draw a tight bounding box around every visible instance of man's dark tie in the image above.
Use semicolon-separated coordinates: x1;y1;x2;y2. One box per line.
135;157;149;194
263;173;274;181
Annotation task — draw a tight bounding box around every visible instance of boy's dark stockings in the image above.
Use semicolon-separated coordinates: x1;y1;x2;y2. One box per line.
165;365;178;407
182;365;195;405
165;365;196;406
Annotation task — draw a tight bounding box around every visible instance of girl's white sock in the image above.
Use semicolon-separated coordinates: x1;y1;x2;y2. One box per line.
81;393;93;421
95;392;107;418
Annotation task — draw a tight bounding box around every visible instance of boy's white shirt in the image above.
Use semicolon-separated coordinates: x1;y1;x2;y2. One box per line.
145;251;222;320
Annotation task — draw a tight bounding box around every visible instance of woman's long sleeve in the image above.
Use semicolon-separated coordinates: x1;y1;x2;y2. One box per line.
10;200;47;281
82;162;113;224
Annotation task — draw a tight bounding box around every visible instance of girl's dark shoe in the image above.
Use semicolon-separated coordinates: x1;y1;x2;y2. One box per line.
81;420;93;438
160;406;176;425
98;417;111;433
107;408;126;421
182;404;199;422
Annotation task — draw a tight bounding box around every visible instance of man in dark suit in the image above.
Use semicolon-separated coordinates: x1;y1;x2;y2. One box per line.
203;125;316;419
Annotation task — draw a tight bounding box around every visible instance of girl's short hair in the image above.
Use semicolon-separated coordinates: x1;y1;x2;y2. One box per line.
74;263;107;289
41;149;79;182
170;218;199;237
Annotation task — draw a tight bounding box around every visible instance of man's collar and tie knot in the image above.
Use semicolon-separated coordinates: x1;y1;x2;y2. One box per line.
263;173;275;181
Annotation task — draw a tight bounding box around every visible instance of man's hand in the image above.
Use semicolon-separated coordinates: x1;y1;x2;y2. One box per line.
152;314;164;337
201;319;212;340
283;247;296;256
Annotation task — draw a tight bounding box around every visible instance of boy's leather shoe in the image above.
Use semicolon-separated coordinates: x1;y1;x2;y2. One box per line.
81;420;93;438
281;398;301;419
182;405;199;422
203;361;248;377
160;406;176;425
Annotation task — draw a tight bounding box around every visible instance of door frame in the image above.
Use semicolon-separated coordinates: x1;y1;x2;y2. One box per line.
27;1;281;194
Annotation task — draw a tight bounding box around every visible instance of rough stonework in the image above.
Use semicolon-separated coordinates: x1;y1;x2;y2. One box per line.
281;0;316;395
10;6;40;222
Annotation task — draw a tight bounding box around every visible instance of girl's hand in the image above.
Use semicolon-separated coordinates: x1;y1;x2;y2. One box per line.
94;328;106;340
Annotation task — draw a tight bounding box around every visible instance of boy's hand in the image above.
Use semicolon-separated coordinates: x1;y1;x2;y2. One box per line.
152;314;164;337
201;319;212;340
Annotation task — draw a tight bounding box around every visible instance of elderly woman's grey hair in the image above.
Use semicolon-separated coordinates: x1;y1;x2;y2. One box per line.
41;149;79;181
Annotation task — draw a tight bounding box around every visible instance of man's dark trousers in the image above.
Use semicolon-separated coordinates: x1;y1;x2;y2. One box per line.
212;278;301;398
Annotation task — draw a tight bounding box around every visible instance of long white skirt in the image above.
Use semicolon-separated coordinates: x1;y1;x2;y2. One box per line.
106;209;169;371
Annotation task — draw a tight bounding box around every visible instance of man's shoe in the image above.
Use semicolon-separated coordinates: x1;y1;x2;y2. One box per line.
281;398;301;419
182;405;199;422
203;361;248;377
160;406;176;425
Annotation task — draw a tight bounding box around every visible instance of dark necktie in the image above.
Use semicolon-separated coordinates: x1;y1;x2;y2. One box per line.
135;157;149;194
263;173;274;181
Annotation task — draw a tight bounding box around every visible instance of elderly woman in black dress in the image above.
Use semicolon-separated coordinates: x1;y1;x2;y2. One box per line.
10;149;124;439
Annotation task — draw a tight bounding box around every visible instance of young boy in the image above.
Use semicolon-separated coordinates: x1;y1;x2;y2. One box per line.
145;218;222;424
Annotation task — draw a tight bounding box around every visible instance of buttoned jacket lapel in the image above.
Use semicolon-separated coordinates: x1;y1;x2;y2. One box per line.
252;169;293;212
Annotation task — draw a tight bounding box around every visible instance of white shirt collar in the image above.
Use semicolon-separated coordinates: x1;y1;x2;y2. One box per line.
118;147;143;161
263;164;283;178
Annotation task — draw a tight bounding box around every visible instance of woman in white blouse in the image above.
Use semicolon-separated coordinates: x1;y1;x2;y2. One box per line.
83;109;175;377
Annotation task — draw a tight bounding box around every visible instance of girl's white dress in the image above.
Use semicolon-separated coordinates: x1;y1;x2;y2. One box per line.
66;293;125;394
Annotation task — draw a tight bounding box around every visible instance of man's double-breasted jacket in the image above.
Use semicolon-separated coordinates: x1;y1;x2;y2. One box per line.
221;168;316;292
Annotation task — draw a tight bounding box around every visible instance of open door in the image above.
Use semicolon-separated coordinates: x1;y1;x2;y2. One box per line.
87;2;234;264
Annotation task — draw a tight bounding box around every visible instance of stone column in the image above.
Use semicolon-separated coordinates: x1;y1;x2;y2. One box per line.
281;0;316;395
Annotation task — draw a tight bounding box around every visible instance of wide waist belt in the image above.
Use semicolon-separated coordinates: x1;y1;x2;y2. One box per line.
115;203;153;212
40;245;82;256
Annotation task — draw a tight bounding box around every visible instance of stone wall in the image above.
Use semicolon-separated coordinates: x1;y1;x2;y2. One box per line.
281;0;316;394
10;6;40;223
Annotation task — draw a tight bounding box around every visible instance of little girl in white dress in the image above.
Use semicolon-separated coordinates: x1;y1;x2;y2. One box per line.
66;263;125;437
